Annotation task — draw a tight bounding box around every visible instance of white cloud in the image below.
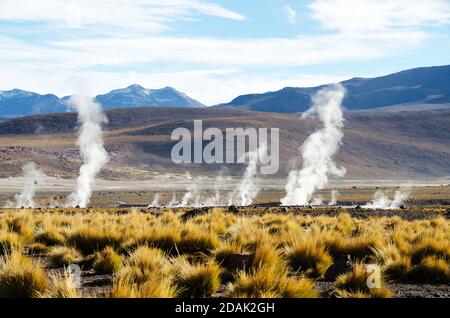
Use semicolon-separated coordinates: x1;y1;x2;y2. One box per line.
309;0;450;33
0;0;245;31
0;0;448;104
284;5;297;25
0;30;423;71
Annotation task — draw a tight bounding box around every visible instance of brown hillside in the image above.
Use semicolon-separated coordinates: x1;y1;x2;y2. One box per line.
0;108;449;180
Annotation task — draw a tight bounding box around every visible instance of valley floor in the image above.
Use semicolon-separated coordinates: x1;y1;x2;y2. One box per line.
0;179;449;207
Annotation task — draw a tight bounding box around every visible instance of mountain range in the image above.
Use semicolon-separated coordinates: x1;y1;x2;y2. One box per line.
0;85;204;118
1;65;450;118
216;65;450;113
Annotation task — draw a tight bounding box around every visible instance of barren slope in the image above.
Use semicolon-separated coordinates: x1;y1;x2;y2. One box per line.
0;107;449;180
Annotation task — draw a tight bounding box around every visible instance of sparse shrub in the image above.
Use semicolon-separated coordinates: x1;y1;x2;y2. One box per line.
335;263;392;298
112;246;175;297
285;240;333;278
384;256;412;281
93;247;123;274
66;227;122;255
8;214;34;241
122;246;171;283
251;242;284;271
39;269;80;298
127;228;181;254
325;236;383;260
408;256;449;283
111;275;178;298
173;258;221;298
0;250;48;298
49;246;82;267
0;232;22;256
226;266;318;298
334;213;355;235
34;228;65;246
110;276;139;298
177;227;219;255
27;242;49;255
410;240;450;265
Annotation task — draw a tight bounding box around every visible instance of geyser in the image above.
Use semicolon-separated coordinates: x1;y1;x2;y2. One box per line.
67;96;109;208
180;173;201;207
363;187;411;209
228;144;267;206
149;193;161;208
6;162;45;208
281;84;346;206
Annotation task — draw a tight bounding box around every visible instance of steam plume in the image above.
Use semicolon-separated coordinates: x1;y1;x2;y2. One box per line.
328;190;339;206
281;84;346;206
178;172;201;207
6;162;45;208
68;96;109;208
228;144;267;206
168;194;177;207
149;193;160;208
363;187;411;209
204;174;223;207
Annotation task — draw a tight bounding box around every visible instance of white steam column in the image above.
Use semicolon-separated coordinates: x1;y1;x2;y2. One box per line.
6;162;45;208
282;84;346;206
228;144;267;206
68;96;109;208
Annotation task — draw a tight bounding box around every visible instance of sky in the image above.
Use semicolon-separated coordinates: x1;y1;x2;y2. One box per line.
0;0;449;105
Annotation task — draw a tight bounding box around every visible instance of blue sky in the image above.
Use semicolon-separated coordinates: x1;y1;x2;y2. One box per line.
0;0;449;105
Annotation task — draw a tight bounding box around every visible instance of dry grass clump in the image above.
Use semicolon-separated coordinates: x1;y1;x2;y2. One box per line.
335;263;392;298
172;257;221;298
384;256;412;281
408;256;449;283
0;250;48;298
284;239;333;278
8;214;34;241
126;245;168;268
410;239;450;265
34;228;65;246
49;246;83;267
39;269;80;298
127;228;181;254
177;225;219;255
111;246;178;298
226;266;318;298
334;213;356;235
27;242;49;255
111;275;178;298
93;247;123;274
121;246;172;283
0;231;22;256
325;236;384;260
66;227;123;255
250;241;284;271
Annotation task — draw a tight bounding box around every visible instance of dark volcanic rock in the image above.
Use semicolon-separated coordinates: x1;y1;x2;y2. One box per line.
181;207;210;220
228;205;240;214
